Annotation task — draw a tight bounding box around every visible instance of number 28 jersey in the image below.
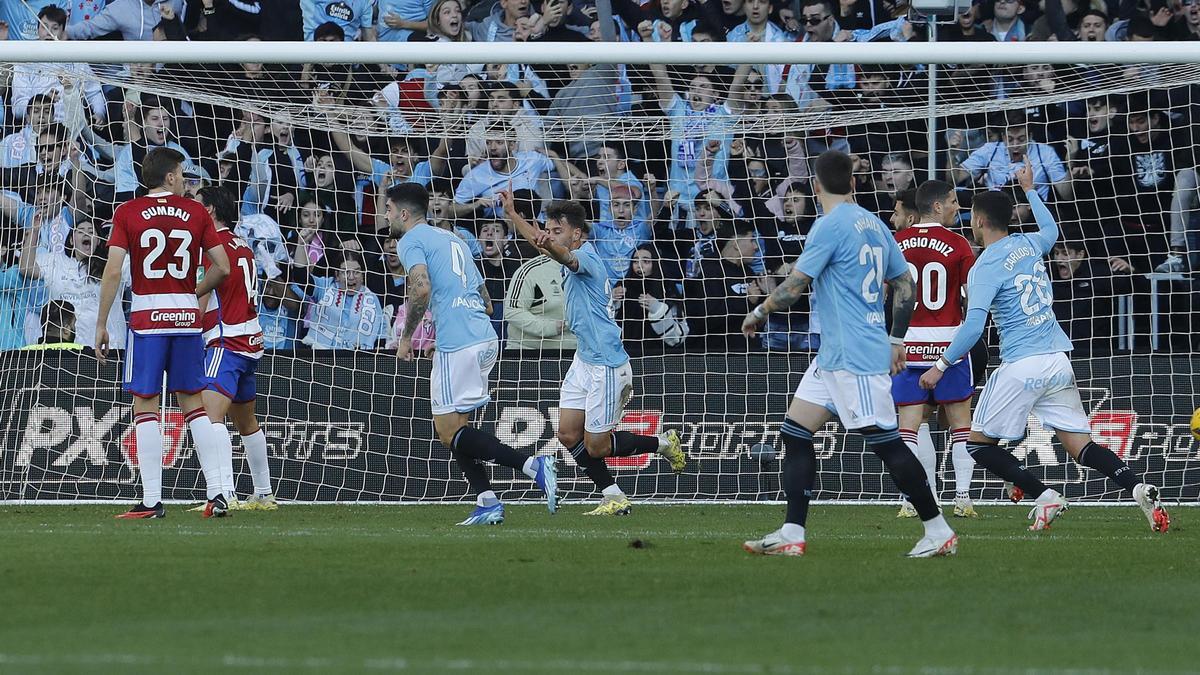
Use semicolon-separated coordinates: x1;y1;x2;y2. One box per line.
966;231;1072;363
895;224;975;366
203;229;264;359
109;192;222;336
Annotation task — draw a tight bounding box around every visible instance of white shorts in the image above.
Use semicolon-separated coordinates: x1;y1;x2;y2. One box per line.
793;362;897;431
430;339;499;416
972;352;1092;441
560;355;633;433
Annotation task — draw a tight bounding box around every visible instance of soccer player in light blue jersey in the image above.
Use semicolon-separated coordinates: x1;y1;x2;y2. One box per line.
500;191;686;517
385;183;557;526
920;161;1170;533
740;151;957;558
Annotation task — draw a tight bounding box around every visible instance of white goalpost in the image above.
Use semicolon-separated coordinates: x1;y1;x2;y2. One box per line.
0;39;1197;505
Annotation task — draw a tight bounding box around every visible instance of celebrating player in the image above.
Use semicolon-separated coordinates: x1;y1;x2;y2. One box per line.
385;183;557;526
891;180;979;519
919;159;1170;532
740;150;958;558
500;191;686;516
195;186;276;511
96;147;233;519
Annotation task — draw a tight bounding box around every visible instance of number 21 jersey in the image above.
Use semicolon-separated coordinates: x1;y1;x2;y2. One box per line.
109;191;222;336
203;229;264;358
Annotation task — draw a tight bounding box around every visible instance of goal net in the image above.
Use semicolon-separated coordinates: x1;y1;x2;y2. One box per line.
1;41;1198;504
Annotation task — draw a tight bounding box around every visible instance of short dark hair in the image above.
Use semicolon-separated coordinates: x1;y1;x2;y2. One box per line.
141;147;186;190
801;0;835;15
197;186;239;226
716;218;755;243
1081;9;1108;23
893;189;917;215
38;122;69;145
972;191;1015;231
1128;14;1157;40
38;4;67;25
545;200;590;235
314;21;346;41
386;182;430;217
28;92;56;112
813;150;854;196
915;180;955;216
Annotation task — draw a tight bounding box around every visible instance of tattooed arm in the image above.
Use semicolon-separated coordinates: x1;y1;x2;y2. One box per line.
886;270;917;375
740;268;812;337
397;264;431;360
478;282;494;317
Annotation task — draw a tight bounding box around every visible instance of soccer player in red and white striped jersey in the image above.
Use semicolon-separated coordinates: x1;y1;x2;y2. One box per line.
96;147;233;519
196;186;275;510
889;181;979;519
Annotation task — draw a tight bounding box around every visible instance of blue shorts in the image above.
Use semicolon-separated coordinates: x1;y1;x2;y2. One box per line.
123;333;207;398
204;347;259;403
892;355;974;407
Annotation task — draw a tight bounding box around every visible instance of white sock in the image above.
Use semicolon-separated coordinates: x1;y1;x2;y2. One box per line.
243;429;272;496
134;413;163;507
1036;488;1060;503
780;523;806;541
213;422;236;499
921;514;954;540
916;423;937;495
602;484;624;498
477;490;499;507
521;456;539;480
950;428;974;496
187;412;223;500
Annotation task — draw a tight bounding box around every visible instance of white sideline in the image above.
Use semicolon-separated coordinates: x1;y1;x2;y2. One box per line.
0;652;1185;674
3;40;1200;65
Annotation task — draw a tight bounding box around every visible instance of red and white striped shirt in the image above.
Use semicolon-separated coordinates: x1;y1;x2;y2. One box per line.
109;192;222;335
203;229;264;358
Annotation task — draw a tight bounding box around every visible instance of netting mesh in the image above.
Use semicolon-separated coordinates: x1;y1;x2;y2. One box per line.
1;45;1198;503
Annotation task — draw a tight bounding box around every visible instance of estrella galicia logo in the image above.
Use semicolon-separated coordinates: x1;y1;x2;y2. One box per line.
324;1;354;22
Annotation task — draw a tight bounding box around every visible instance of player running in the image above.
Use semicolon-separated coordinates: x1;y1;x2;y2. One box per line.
96;147;233;519
920;160;1170;532
195;186;276;511
385;183;556;526
740;150;958;558
890;180;979;519
500;191;686;516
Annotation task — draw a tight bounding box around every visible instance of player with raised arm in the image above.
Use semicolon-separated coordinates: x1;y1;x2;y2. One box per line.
920;160;1170;532
195;186;276;511
385;183;556;526
891;180;979;519
97;147;233;519
500;191;686;516
740;151;958;558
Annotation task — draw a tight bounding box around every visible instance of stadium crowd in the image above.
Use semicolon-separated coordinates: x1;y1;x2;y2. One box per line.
0;0;1197;354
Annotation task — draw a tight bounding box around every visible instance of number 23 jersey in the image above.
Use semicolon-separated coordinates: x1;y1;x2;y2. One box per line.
965;231;1072;363
109;192;222;335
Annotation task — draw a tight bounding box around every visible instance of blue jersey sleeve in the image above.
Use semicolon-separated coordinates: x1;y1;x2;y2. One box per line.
397;232;428;270
965;266;1000;314
573;245;605;278
1026;190;1060;256
883;232;908;280
794;219;836;278
942;307;988;365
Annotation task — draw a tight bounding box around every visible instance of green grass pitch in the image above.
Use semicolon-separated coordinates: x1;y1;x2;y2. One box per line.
0;503;1195;674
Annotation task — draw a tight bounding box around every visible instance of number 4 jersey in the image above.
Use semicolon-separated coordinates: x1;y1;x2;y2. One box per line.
894;223;975;367
396;222;495;353
203;229;264;358
109;192;223;335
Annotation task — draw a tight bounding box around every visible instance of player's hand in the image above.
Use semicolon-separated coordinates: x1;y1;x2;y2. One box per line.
422;344;435;358
741;310;765;338
1015;157;1035;194
919;366;944;390
396;337;414;362
890;344;905;376
95;326;110;363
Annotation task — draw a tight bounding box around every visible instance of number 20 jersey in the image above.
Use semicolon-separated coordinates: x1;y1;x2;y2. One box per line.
894;224;975;366
965;231;1073;364
202;229;264;359
108;192;222;336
